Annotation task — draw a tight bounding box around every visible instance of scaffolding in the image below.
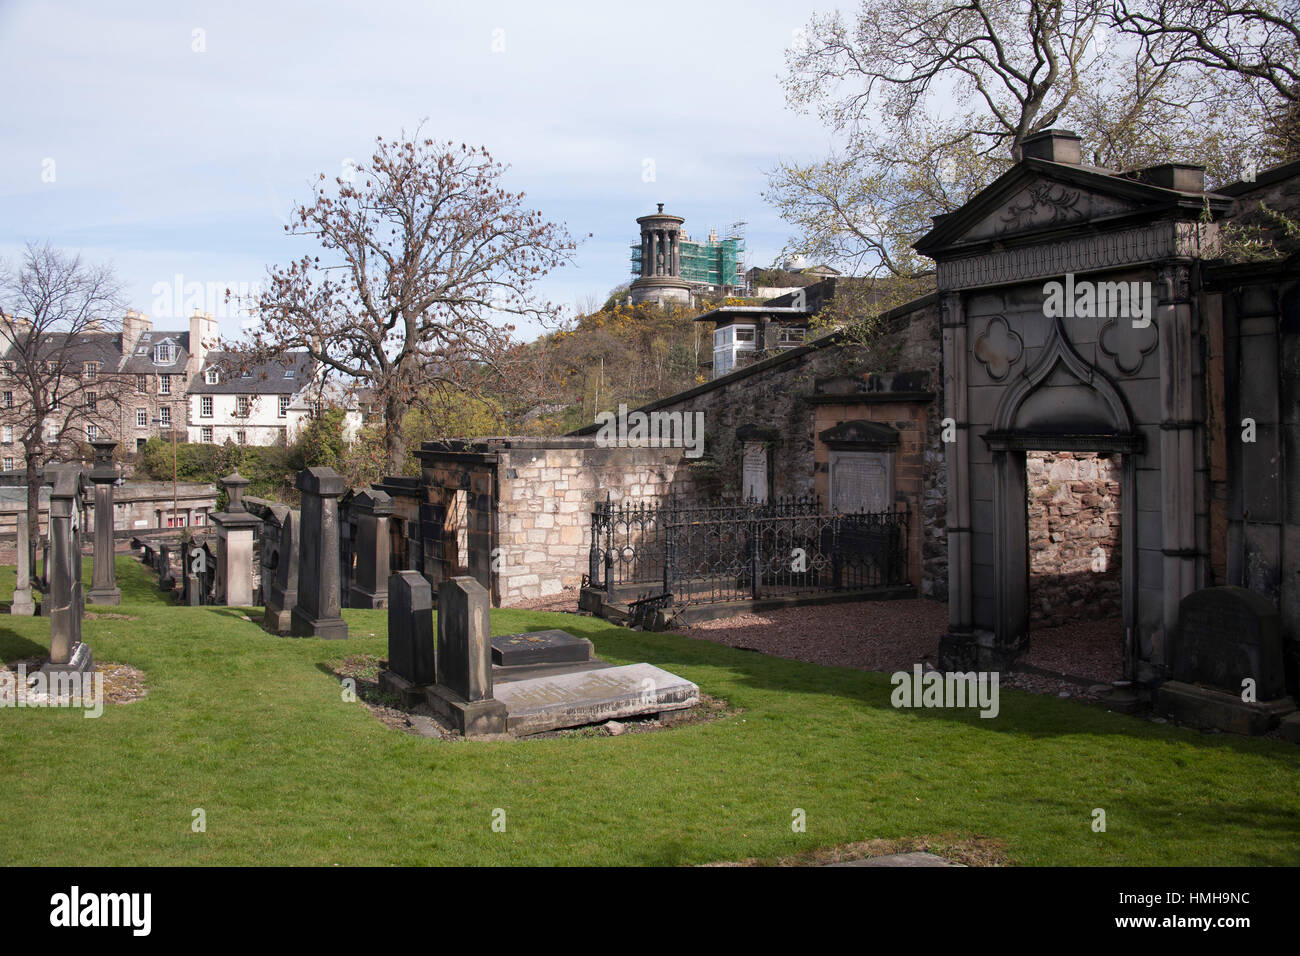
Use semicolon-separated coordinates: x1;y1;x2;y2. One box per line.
630;224;746;292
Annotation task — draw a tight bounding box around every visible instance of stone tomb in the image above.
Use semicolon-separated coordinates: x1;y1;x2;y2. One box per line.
1157;587;1297;734
380;576;699;738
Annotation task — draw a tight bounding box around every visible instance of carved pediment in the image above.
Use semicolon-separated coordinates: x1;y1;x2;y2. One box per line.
963;181;1141;242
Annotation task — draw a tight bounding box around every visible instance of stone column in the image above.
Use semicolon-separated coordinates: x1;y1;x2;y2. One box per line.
291;467;348;639
671;231;680;277
650;230;659;276
938;291;976;669
12;511;35;615
87;439;121;605
264;508;299;634
42;466;91;676
211;471;260;606
349;489;394;609
427;575;506;736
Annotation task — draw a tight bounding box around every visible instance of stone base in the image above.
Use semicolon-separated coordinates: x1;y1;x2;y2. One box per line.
10;588;35;616
378;669;427;709
424;683;509;738
263;605;292;634
348;587;388;610
1156;680;1297;735
290;607;349;640
939;629;1024;672
87;587;121;606
41;641;94;677
1280;712;1300;745
491;629;593;667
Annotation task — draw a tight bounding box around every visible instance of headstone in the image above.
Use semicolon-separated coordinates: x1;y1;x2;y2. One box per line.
425;576;506;736
1157;586;1297;734
348;488;393;609
41;466;91;676
490;629;594;667
493;662;699;735
11;510;35;616
387;571;435;685
87;438;121;605
157;542;176;592
263;509;299;634
211;471;259;607
291;467;348;639
1171;586;1287;699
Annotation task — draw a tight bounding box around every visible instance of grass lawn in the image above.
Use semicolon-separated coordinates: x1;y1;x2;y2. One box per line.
0;556;1297;866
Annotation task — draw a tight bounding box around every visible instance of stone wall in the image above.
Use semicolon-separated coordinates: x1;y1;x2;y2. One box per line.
1026;451;1122;626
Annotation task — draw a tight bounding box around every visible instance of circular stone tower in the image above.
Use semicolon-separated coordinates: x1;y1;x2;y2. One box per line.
630;204;692;306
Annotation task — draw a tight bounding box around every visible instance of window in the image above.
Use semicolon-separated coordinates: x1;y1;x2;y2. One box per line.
205;368;219;384
2;392;12;409
2;457;12;471
160;375;171;395
712;324;757;380
236;429;247;445
201;396;213;418
136;374;148;393
83;361;98;380
153;343;177;365
85;391;97;410
159;406;171;427
167;514;187;529
777;326;806;346
283;367;295;379
0;362;11;376
278;395;290;418
201;426;213;443
1;426;11;443
236;396;250;416
85;424;98;440
136;409;147;428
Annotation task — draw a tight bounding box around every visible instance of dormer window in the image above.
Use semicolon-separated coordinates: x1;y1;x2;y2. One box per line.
153;342;177;365
205;368;219;385
283;367;295;379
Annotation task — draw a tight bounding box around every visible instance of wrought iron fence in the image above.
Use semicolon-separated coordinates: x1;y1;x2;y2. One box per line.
588;495;908;607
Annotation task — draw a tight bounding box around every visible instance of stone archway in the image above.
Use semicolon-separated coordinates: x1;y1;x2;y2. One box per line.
983;320;1143;677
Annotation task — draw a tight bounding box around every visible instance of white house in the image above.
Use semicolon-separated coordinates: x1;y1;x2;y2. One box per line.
186;350;361;446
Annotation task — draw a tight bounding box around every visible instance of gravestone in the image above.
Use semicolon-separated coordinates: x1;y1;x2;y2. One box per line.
264;509;299;634
490;629;594;667
387;571;436;685
348;489;393;609
157;542;176;592
41;466;91;676
426;576;506;736
87;438;121;605
212;471;260;607
291;467;348;639
1158;586;1297;733
11;511;35;616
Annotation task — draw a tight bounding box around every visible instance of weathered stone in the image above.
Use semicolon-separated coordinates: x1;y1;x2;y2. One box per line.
291;467;348;640
212;471;259;607
1171;587;1288;700
490;629;593;667
425;576;506;737
86;439;121;606
41;465;91;677
493;662;699;735
11;510;35;616
263;509;299;634
387;571;435;685
348;489;393;609
1157;680;1296;735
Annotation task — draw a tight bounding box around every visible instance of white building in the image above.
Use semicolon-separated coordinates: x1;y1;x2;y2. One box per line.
186;350;360;446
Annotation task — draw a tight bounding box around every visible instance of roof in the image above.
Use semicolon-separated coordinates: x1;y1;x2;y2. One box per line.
119;330;192;374
188;350;316;394
0;331;122;368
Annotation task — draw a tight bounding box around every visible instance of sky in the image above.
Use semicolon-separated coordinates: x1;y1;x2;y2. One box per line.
0;0;840;342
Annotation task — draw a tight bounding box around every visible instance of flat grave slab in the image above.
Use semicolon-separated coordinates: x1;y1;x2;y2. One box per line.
493;662;699;735
491;629;593;667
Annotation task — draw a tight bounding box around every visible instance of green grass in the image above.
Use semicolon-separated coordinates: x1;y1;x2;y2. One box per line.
0;556;1297;865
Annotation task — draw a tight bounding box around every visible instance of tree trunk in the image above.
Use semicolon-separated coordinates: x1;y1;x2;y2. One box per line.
383;396;408;475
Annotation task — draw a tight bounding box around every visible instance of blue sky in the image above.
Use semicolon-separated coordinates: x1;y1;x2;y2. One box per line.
0;0;837;341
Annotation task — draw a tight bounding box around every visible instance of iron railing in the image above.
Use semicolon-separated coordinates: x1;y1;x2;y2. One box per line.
589;495;909;607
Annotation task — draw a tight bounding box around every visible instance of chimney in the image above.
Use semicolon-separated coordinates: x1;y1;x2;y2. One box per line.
190;308;219;355
1131;163;1206;193
122;308;151;351
1020;129;1082;165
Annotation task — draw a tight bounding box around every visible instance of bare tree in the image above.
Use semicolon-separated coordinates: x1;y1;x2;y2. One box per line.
769;0;1273;283
0;243;127;551
243;131;580;472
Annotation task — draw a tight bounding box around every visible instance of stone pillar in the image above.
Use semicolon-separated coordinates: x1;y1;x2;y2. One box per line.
642;233;651;277
387;570;436;685
12;511;35;615
291;467;348;639
938;291;976;669
42;466;91;676
650;230;659;276
427;576;506;736
264;509;299;634
211;471;260;606
349;489;393;609
87;439;121;605
157;542;176;592
671;231;680;277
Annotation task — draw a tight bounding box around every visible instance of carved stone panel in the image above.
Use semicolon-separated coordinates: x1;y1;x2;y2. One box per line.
829;451;892;514
741;442;769;504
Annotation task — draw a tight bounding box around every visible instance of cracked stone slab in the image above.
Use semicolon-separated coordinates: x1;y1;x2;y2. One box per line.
493;662;699;735
825;852;961;867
